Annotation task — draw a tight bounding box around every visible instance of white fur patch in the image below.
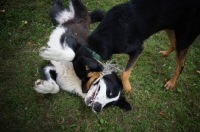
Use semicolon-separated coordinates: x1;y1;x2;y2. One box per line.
85;79;120;112
56;2;75;24
34;79;60;94
47;26;65;49
34;61;86;98
54;61;86;98
39;46;75;61
39;26;75;61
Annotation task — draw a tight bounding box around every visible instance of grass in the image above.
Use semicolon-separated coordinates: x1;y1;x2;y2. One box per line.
0;0;200;131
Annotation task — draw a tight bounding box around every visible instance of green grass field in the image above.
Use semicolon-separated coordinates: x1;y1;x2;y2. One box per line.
1;0;200;131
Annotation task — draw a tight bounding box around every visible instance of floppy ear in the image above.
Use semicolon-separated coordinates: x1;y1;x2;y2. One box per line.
115;94;132;111
77;56;103;71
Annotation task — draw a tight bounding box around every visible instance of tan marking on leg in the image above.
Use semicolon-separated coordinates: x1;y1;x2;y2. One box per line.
160;29;176;56
121;55;140;93
164;48;190;89
121;68;132;93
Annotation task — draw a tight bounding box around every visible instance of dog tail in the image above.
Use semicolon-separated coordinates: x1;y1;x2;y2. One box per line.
90;9;106;23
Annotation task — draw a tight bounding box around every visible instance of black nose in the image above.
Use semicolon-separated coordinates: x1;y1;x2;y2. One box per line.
93;102;102;113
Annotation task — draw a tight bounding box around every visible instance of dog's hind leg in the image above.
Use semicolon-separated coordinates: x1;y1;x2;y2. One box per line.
71;0;87;17
121;48;143;93
164;29;199;89
50;0;79;26
34;66;60;94
164;48;190;89
50;0;66;26
71;0;92;29
160;29;176;56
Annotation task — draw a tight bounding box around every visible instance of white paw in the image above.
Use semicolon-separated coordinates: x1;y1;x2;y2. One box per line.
34;79;60;94
39;46;61;61
39;46;75;61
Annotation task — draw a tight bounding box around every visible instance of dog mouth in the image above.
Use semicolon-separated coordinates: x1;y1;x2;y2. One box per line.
84;80;100;106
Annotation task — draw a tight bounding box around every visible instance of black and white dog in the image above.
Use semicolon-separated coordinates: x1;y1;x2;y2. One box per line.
34;0;132;113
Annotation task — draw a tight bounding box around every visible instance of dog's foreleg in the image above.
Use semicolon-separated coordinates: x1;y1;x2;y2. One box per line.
39;46;75;61
164;47;190;89
121;50;142;93
160;29;176;56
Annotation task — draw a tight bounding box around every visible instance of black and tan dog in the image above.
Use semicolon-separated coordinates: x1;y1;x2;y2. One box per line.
86;0;200;92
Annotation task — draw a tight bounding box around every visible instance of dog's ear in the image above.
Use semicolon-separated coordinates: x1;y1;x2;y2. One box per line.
115;94;132;111
78;56;103;71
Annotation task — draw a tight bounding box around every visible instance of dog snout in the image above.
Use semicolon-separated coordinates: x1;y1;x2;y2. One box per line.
93;102;102;113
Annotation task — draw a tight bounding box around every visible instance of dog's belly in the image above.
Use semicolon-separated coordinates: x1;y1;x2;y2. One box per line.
53;61;86;98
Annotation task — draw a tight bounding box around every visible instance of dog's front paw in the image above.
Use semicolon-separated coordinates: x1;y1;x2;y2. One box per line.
159;51;169;57
164;78;175;89
39;46;75;61
123;82;132;93
39;46;56;60
34;79;60;94
40;46;50;52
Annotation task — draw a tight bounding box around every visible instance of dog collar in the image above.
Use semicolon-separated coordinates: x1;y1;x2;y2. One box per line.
86;47;103;61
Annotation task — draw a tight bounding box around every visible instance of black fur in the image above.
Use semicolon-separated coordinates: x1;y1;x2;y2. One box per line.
89;9;106;23
87;0;200;88
49;0;105;91
88;0;200;60
47;0;132;111
50;0;65;26
73;48;103;90
103;73;132;110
